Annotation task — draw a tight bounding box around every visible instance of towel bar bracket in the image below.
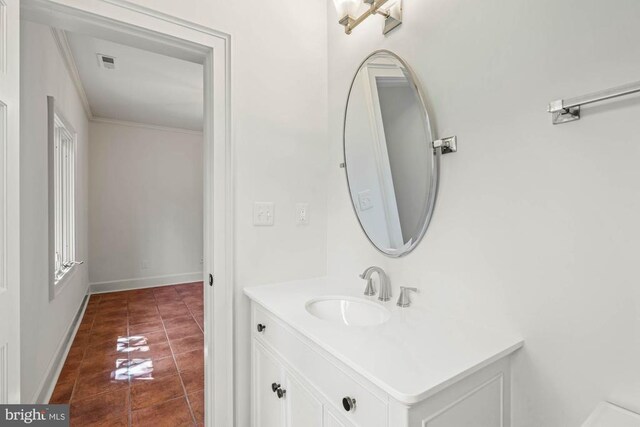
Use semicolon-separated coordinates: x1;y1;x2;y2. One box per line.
551;105;581;125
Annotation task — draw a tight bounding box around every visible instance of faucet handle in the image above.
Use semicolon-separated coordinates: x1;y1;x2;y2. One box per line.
397;286;418;308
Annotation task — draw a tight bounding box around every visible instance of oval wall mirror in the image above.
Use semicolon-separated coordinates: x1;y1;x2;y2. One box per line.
343;50;456;257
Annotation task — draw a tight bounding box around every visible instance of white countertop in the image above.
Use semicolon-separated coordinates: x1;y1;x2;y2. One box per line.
244;277;523;405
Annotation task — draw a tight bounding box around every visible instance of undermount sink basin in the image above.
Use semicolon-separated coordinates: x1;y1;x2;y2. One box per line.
305;296;390;327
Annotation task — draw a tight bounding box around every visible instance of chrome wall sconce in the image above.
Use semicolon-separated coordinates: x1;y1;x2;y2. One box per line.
332;0;402;35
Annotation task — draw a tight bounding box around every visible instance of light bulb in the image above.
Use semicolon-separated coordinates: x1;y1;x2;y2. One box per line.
332;0;362;19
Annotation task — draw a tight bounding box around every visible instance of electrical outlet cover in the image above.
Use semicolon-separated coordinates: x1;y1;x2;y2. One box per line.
296;203;309;225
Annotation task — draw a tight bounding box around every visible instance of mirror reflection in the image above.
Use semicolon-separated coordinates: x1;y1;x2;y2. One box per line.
344;51;437;257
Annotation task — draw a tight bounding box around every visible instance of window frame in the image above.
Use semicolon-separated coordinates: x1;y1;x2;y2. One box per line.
48;96;78;300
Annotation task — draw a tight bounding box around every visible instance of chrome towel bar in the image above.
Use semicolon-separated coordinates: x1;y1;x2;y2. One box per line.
547;80;640;124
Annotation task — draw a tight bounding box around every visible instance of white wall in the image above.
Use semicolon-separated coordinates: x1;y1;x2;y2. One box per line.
326;1;640;426
20;20;90;402
88;121;203;289
91;1;329;424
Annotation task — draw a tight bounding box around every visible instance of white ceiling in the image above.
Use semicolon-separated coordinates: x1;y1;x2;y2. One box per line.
65;31;203;131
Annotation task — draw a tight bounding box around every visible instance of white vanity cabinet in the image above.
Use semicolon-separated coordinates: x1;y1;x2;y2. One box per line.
253;341;323;427
251;304;387;427
250;299;519;427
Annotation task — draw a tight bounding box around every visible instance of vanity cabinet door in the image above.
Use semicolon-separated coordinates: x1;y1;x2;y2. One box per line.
253;342;285;427
284;375;323;427
324;407;354;427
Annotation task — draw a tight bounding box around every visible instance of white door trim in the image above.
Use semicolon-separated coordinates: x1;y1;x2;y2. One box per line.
0;0;21;405
21;1;234;424
361;64;404;249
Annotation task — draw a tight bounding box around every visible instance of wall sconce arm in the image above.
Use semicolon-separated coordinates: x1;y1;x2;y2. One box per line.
338;0;402;35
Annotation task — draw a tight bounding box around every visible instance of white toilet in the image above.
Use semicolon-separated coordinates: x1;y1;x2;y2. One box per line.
582;402;640;427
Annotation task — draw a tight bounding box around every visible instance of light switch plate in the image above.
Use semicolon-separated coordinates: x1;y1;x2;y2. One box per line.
253;202;274;226
358;190;374;211
296;203;309;225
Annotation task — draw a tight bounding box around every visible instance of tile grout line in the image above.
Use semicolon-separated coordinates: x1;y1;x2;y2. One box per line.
76;294;134;423
185;295;204;335
158;287;199;426
127;296;132;427
174;288;202;426
67;294;99;404
69;297;132;408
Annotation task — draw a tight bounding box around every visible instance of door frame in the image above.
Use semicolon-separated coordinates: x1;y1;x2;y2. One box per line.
1;0;21;405
360;63;405;249
21;0;234;425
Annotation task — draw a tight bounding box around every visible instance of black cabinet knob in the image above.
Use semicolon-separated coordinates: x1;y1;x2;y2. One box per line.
257;324;266;332
271;383;280;393
342;396;356;412
277;388;286;399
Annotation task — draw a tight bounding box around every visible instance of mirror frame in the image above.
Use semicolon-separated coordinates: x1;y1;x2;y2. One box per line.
342;50;440;258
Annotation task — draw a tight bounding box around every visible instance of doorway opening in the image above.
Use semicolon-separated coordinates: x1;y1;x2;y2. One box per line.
19;1;233;425
43;25;205;424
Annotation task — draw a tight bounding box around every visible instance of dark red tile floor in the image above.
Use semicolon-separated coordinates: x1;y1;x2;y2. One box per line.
49;282;205;426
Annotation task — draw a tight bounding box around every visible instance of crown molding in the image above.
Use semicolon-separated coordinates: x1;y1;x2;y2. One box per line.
50;27;94;120
90;116;203;135
49;25;202;136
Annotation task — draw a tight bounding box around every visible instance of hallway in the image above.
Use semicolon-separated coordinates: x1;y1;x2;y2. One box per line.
49;282;205;426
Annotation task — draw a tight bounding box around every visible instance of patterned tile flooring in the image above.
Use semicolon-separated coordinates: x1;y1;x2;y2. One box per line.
49;282;205;426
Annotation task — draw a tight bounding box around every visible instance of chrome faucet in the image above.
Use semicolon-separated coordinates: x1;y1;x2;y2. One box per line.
360;266;391;302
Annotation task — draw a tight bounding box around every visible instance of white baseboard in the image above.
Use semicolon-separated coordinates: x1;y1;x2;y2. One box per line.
34;294;89;404
89;272;203;294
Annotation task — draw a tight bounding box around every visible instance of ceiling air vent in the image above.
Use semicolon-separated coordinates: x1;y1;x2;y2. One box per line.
97;54;117;70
